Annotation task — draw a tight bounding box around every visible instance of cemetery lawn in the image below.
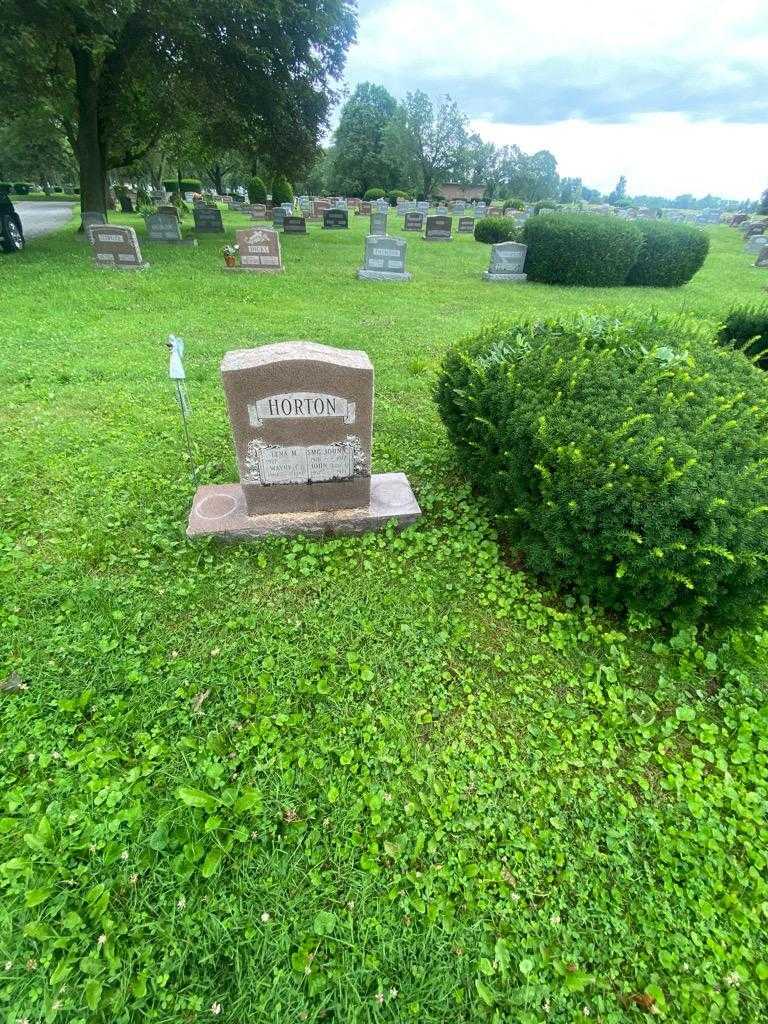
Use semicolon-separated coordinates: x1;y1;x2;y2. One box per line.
2;211;768;1024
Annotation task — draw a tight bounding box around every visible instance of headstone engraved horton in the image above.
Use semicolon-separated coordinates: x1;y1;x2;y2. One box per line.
187;342;421;539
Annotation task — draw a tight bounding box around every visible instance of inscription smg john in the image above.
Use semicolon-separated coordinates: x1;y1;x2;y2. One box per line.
248;392;356;426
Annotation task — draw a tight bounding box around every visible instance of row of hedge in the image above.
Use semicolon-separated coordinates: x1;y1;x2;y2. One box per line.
521;214;709;287
436;312;768;625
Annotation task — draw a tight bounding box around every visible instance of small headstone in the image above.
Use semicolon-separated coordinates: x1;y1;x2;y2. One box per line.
226;227;284;273
357;234;411;282
746;235;768;254
424;215;452;241
158;204;180;219
145;211;196;246
483;241;527;282
755;245;768;268
245;204;267;220
193;205;224;233
404;212;424;231
435;205;449;216
375;198;389;213
370;211;388;235
457;217;475;233
452;200;466;214
281;202;294;214
272;207;288;227
89;224;148;270
187;342;421;539
312;199;331;217
82;211;107;240
359;201;372;216
118;194;135;214
323;209;348;230
283;215;307;234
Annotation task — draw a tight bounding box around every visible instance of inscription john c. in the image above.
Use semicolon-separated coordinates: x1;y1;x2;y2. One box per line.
248;392;356;426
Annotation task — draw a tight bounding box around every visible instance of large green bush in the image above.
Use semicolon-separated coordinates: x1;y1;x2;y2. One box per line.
717;305;768;369
626;220;709;286
0;182;12;195
522;214;642;286
271;174;294;206
178;178;202;194
247;175;268;204
435;313;768;624
363;187;386;200
473;217;519;244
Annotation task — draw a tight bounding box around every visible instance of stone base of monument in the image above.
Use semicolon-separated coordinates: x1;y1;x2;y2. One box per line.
356;268;412;282
149;238;198;247
187;472;421;540
483;272;527;282
94;261;150;271
222;265;284;273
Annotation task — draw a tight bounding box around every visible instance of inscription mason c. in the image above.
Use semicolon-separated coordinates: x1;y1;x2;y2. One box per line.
248;392;356;427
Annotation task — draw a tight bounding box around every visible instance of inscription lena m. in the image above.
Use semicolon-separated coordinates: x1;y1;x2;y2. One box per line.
243;436;367;485
248;392;356;426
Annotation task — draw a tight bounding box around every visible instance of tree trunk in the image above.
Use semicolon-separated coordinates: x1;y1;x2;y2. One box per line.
212;163;224;195
72;46;106;226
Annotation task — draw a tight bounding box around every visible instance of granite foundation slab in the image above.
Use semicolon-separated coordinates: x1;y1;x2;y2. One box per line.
483;272;528;282
356;269;412;282
148;238;198;247
187;472;420;540
95;261;150;271
222;265;284;273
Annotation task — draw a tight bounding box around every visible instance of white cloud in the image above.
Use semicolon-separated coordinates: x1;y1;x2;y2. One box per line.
340;0;768;198
471;114;764;199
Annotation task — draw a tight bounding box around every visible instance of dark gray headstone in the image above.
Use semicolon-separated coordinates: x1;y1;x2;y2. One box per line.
283;216;307;234
323;209;349;230
193;206;224;233
424;215;452;241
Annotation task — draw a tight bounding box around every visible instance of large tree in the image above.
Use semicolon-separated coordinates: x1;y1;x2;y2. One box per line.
0;1;356;220
330;82;397;195
383;91;468;199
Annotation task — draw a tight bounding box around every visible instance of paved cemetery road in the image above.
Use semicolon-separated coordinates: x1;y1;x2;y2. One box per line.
15;201;76;239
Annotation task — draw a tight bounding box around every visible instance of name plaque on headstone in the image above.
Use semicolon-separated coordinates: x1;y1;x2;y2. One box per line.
193;206;224;233
424;215;452;241
89;224;148;270
323;209;349;229
483;241;528;282
357;235;411;281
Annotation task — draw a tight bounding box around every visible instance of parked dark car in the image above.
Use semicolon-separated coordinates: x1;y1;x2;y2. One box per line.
0;192;25;252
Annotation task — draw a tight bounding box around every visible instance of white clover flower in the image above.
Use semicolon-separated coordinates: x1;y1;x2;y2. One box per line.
260;911;270;923
177;896;186;910
210;1002;222;1015
4;961;12;971
97;934;106;947
346;900;355;910
389;987;398;998
550;912;561;925
583;1006;590;1017
725;971;741;987
121;850;129;860
375;992;384;1005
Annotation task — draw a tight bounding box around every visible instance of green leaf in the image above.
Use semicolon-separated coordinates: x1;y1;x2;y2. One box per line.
564;970;593;993
25;886;54;908
313;909;337;936
50;960;72;986
756;962;768;981
24;921;55;941
675;706;695;722
233;789;262;815
519;958;534;976
201;847;223;878
131;973;148;998
327;785;339;804
176;786;219;813
475;978;496;1006
84;979;102;1011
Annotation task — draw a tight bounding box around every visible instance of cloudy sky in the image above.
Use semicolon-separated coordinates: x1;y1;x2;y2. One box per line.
341;0;768;199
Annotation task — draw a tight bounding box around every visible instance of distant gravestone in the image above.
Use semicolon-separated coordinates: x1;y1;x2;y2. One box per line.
118;194;135;214
357;234;411;282
281;202;294;213
370;211;388;235
474;203;487;219
245;204;267;219
435;205;449;216
416;201;429;216
359;201;372;216
457;217;475;233
158;204;180;219
226;227;283;273
483;241;527;282
193;205;224;233
186;341;421;539
89;224;148;270
746;235;768;254
82;211;107;240
272;207;288;227
375;198;389;214
312;199;331;218
404;212;423;231
323;209;348;230
424;215;452;241
452;200;466;214
145;211;196;246
755;246;768;268
283;215;307;234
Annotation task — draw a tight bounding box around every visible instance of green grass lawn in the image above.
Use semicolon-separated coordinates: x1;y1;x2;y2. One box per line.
1;210;767;1023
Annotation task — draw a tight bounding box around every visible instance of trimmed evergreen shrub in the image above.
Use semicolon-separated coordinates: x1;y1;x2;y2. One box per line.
522;214;642;286
271;174;294;206
503;198;524;212
473;217;519;244
626;220;709;286
534;199;557;213
162;179;178;193
12;182;30;194
178;178;202;194
387;189;408;205
435;313;768;624
0;182;12;195
717;305;768;370
247;176;268;204
363;187;386;200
